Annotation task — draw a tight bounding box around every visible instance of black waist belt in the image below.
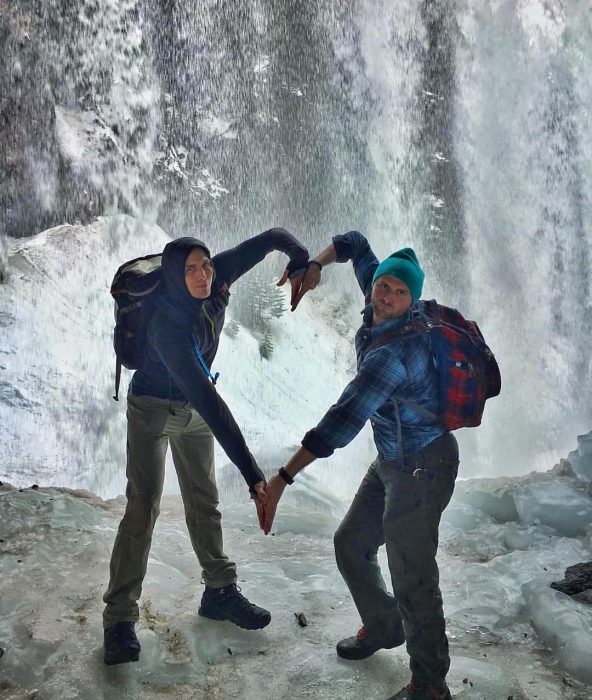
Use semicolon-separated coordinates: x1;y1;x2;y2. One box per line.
381;433;458;480
381;459;443;481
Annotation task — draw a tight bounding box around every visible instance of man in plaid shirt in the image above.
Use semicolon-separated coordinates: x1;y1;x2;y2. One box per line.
263;231;459;700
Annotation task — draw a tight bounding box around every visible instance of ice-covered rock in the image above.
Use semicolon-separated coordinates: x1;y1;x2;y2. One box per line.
0;216;170;495
567;431;592;483
523;579;592;685
2;478;592;699
454;480;519;523
448;472;592;539
513;480;592;537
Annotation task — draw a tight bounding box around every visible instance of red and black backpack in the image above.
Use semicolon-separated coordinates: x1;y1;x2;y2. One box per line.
369;299;501;430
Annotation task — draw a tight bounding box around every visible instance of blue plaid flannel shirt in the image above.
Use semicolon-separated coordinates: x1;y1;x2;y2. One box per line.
302;231;444;462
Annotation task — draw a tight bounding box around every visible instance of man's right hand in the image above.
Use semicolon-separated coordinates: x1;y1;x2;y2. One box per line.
277;268;306;311
287;262;322;311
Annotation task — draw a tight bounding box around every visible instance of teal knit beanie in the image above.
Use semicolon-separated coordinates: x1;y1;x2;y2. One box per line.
372;247;424;303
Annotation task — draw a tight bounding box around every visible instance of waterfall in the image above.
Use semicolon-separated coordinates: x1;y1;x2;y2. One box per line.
452;1;592;473
1;0;591;488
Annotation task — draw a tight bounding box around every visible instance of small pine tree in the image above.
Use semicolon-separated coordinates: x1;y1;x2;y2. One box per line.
266;282;286;319
232;268;285;330
223;319;240;338
259;327;274;360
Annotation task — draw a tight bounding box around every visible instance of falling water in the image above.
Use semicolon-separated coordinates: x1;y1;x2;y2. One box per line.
1;0;591;488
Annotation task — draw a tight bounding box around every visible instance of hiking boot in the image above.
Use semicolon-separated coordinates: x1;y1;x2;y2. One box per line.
336;623;405;660
103;621;141;666
387;682;452;700
198;584;271;630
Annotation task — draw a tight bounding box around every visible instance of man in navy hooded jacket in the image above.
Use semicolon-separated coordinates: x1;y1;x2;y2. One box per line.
103;228;309;665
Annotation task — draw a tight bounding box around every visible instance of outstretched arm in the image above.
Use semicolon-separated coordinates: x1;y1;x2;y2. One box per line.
152;316;265;494
262;343;405;533
213;227;308;286
290;231;379;310
263;447;317;535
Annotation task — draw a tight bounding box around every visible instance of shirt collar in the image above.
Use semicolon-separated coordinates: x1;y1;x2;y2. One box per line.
361;303;413;334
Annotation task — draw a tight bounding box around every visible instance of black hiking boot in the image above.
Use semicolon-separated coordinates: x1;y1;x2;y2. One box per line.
103;621;141;665
387;682;452;700
336;623;405;660
198;584;271;630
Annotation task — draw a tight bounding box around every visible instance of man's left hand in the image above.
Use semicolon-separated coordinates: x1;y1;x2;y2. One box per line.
277;268;309;312
262;474;287;535
253;481;268;530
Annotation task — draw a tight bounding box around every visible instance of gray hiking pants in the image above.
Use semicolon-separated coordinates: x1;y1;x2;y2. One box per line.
334;432;459;686
103;395;237;629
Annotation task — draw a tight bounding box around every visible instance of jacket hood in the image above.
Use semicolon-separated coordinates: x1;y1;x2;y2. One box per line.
161;237;212;314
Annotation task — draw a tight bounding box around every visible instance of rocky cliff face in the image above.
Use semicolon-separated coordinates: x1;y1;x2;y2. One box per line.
0;0;368;244
1;1;63;237
0;1;162;238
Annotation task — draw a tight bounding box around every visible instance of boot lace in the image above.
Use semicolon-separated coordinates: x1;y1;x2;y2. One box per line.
219;584;252;610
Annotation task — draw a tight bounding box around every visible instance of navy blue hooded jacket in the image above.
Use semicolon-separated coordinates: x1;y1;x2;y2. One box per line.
131;228;309;492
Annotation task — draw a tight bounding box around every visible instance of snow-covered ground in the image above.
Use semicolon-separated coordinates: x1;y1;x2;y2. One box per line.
2;466;592;700
2;216;592;698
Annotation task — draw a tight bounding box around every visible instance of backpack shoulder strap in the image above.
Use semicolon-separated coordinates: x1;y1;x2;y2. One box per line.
420;299;441;325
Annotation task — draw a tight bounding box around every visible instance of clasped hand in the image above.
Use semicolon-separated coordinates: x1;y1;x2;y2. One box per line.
277;263;321;311
253;475;286;535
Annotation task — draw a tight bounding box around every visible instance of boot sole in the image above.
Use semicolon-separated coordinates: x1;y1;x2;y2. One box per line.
336;635;405;661
104;651;140;666
336;645;381;660
198;606;271;630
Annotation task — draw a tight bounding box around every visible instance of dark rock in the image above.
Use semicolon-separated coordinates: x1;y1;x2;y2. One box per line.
550;459;575;478
551;561;592;596
294;612;308;628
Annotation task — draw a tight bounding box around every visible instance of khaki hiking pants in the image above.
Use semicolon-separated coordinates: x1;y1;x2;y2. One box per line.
103;394;237;629
334;432;459;687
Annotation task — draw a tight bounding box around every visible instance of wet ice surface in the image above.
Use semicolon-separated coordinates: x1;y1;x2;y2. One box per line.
1;469;592;700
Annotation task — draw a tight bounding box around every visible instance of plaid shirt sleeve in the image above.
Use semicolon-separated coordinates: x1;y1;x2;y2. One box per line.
302;345;407;457
332;231;379;303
